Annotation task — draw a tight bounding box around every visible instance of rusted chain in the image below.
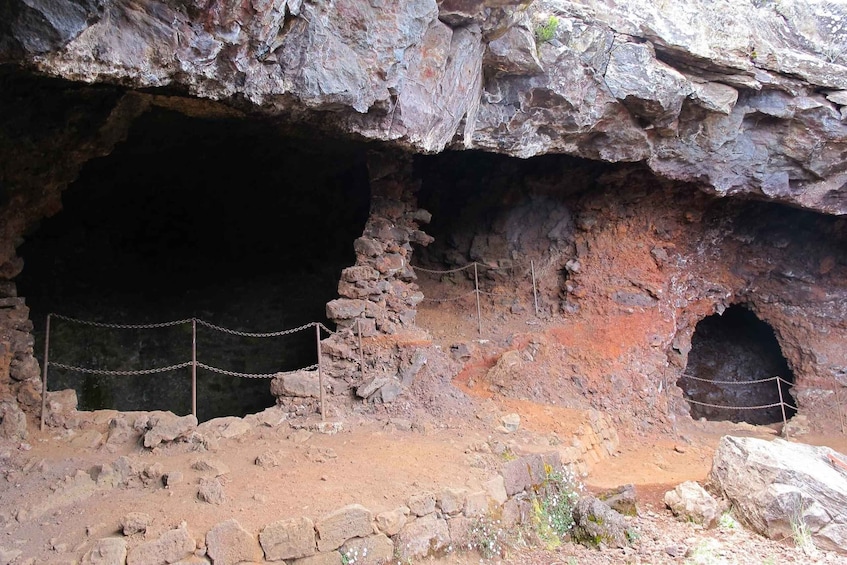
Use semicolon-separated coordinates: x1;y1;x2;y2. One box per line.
316;322;336;336
196;362;318;379
195;319;316;338
51;313;192;329
420;290;478;303
680;374;780;386
50;361;193;376
410;264;474;274
685;399;784;410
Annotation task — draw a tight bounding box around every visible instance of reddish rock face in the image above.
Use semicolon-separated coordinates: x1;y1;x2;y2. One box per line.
413;154;847;432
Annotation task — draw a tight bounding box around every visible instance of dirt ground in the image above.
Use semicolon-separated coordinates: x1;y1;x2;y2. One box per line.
2;279;847;565
2;388;846;564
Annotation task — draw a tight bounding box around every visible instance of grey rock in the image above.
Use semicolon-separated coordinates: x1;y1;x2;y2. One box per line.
9;355;38;382
190;458;230;476
197;478;225;505
339;534;394;565
126;524;194;565
375;507;408;537
43;389;78;429
82;537;127;565
142;412;198;448
598;484;638;517
708;436;847;554
260;517;316;561
664;481;720;527
271;371;321;398
314;504;373;552
501;413;520;432
407;492;436;517
394;514;449;561
501;452;561;496
206;519;263;565
0;399;27;441
604;41;691;128
121;512;152;536
572;496;630;549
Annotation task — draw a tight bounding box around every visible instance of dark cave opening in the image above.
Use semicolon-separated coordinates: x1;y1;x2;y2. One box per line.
678;304;797;425
16;106;371;422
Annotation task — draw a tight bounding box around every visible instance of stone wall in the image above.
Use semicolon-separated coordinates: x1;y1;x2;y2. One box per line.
0;282;40;439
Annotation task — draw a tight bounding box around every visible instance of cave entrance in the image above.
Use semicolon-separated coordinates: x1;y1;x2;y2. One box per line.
678;304;797;425
16;106;370;422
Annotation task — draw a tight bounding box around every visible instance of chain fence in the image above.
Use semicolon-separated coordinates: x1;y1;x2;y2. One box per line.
410;259;544;335
678;373;798;426
40;314;336;429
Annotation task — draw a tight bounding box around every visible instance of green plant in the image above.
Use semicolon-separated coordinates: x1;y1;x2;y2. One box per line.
790;510;816;555
530;464;583;548
719;511;738;530
684;539;722;565
535;16;559;44
469;515;508;559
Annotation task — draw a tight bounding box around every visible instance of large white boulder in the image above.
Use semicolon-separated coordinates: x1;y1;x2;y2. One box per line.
708;436;847;554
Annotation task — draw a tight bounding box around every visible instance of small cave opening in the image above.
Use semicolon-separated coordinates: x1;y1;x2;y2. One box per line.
16;106;371;422
678;304;797;425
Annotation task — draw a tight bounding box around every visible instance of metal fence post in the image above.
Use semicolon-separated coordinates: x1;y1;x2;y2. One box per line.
40;313;51;431
531;259;539;316
191;318;197;420
316;323;325;421
357;318;365;379
776;376;788;428
473;262;482;336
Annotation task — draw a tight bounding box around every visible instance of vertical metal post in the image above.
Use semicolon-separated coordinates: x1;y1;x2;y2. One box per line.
838;388;845;435
473;262;482;336
40;313;51;431
316;324;326;421
531;259;539;316
357;318;365;379
191;319;197;420
777;376;787;429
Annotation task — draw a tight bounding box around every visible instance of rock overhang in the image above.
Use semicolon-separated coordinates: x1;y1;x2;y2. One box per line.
0;0;845;214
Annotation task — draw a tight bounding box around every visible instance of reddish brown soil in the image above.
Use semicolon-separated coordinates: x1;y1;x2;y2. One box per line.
2;274;846;564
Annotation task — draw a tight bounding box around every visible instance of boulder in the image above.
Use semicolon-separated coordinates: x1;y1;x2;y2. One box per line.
260;517;316;561
142;412;198;448
271;371;321;398
126;524;194;565
197;478;225;505
571;497;630;549
394;514;449;561
206;519;263;565
375;508;408;537
708;436;847;554
0;399;27;440
598;484;638;517
664;481;720;527
121;512;152;536
339;534;394;565
407;492;436;517
314;504;373;552
82;537;127;565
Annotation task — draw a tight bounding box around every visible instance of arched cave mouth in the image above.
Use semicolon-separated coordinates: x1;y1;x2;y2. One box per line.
678;304;797;425
16;107;370;422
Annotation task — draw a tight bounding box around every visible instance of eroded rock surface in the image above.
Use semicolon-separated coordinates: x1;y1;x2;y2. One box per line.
0;0;844;216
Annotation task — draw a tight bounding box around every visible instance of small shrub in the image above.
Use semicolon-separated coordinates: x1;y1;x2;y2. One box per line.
530;464;583;547
469;515;509;559
790;510;815;555
535;16;559;44
718;511;738;530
